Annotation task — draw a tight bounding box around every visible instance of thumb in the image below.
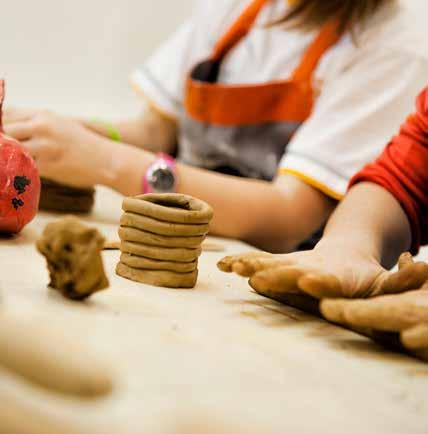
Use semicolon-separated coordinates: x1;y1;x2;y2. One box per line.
378;259;428;296
401;323;428;350
398;252;414;269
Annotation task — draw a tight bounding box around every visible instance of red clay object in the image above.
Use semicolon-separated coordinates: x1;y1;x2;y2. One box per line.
0;80;40;234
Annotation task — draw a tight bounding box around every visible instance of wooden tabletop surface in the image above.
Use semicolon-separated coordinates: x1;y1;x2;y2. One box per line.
1;187;427;434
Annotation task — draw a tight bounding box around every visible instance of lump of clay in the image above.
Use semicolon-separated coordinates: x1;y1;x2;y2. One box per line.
116;193;213;289
0;313;113;398
36;216;109;300
39;178;95;214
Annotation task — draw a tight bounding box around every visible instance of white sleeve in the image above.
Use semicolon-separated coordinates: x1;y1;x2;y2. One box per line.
131;0;238;119
279;46;428;199
131;20;198;119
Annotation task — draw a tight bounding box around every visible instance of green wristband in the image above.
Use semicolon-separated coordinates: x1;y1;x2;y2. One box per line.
92;119;122;142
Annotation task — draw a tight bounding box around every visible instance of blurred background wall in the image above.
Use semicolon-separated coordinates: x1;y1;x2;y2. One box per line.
2;0;427;119
1;0;195;117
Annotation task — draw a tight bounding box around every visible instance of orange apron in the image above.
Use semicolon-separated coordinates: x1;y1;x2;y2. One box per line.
179;0;342;181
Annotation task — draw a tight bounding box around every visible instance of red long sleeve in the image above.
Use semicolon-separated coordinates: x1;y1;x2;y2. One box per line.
350;87;428;254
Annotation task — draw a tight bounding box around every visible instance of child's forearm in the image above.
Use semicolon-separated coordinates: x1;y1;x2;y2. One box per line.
318;182;411;268
177;168;335;252
103;143;334;252
81;102;177;153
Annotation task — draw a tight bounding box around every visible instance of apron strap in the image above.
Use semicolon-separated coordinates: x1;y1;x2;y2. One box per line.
211;0;270;61
211;0;342;83
291;19;342;82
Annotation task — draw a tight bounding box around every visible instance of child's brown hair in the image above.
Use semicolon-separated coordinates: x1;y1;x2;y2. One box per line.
276;0;395;32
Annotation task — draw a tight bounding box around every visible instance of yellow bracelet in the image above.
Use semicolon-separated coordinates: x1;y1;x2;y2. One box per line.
92;119;122;142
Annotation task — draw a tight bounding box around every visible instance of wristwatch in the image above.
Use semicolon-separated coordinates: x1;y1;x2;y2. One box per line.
143;153;177;193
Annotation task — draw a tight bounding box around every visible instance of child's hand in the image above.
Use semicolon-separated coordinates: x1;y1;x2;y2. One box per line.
321;286;428;352
4;109;115;189
218;249;428;300
3;107;40;125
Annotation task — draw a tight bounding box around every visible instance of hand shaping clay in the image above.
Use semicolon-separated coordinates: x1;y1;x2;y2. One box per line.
116;262;198;288
122;193;213;224
120;252;197;273
120;212;209;237
0;313;113;397
39;178;95;214
119;226;205;248
36;216;109;300
121;240;201;262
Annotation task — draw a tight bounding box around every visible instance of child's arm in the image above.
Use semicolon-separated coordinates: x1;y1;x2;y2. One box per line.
220;88;428;298
349;87;428;257
109;145;335;253
80;101;177;153
319;182;411;270
4;102;177;154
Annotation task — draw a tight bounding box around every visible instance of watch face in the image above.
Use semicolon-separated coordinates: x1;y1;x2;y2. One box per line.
148;166;176;193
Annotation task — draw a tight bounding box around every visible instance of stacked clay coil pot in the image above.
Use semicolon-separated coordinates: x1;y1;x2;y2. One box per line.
116;193;213;288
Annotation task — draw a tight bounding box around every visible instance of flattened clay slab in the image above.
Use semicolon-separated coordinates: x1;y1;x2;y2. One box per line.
120;252;197;272
121;240;201;263
120;212;209;237
119;226;205;248
123;193;213;224
39;178;95;214
116;262;198;288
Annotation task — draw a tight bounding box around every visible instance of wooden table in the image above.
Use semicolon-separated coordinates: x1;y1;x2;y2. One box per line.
1;187;428;434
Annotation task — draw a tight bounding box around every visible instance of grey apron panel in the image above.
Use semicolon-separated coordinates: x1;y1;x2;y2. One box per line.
178;113;300;181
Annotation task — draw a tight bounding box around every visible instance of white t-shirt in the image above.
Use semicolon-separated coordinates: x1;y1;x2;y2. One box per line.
132;0;428;198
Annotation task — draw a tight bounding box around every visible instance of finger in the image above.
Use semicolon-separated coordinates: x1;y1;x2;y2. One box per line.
320;298;354;325
398;252;414;269
217;252;271;273
378;261;428;295
401;323;428;350
20;138;51;161
4;121;35;141
249;266;304;296
333;298;385;329
298;273;343;299
3;107;37;124
335;291;428;331
232;257;294;278
322;297;391;329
